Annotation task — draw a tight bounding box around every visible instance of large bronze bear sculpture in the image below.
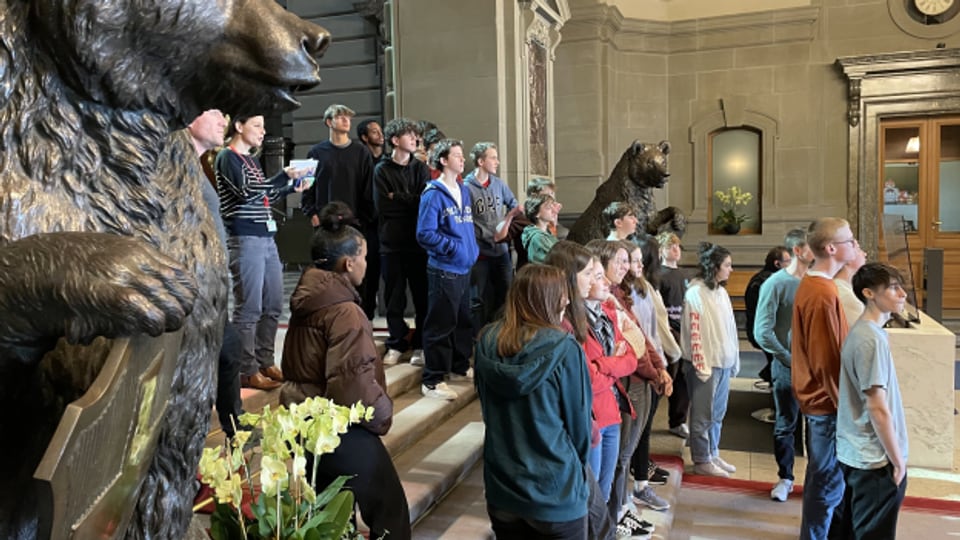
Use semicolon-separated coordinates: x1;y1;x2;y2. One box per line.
0;0;329;538
568;140;686;243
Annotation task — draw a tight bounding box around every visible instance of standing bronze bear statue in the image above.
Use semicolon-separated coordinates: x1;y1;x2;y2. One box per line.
0;0;329;538
568;140;686;243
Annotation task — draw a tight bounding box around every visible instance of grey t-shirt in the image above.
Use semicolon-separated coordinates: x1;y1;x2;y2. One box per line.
837;319;908;469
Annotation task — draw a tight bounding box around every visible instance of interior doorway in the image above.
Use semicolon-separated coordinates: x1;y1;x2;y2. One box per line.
880;116;960;308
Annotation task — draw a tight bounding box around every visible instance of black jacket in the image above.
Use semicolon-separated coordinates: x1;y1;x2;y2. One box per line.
372;154;430;253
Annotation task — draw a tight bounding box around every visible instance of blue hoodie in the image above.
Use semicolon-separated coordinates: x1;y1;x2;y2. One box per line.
416;179;479;274
474;324;592;523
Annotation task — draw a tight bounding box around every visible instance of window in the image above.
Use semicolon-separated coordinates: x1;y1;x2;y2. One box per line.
709;127;762;234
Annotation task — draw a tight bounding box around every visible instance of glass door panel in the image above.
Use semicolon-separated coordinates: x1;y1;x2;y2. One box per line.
881;126;921;233
938;124;960;233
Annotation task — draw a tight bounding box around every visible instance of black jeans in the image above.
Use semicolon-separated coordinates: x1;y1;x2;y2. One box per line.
380;251;428;351
216;320;243;437
470;252;513;334
840;463;907;540
307;427;411;540
488;506;587;540
667;359;689;429
422;267;472;387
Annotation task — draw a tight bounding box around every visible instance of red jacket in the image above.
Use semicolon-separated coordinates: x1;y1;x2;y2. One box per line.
583;300;638;430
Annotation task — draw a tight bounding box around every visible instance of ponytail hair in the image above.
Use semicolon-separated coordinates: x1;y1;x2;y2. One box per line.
311;201;365;271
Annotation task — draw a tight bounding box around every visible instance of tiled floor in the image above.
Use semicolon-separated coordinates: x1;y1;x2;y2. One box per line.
650;376;960;505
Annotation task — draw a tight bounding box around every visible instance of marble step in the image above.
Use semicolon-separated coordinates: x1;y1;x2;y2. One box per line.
412;462;492;540
390;402;485;525
383;378;477;459
206;361;423;447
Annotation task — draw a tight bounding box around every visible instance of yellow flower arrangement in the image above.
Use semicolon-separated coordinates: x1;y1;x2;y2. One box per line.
199;397;374;540
713;186;753;231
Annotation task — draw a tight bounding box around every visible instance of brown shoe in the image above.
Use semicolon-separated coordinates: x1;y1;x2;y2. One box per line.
241;372;281;391
260;365;285;382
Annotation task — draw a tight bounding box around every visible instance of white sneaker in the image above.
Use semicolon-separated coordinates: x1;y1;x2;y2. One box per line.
409;349;425;366
770;479;794;502
692;461;730;478
421;382;457;400
449;367;474;382
668;423;689;438
713;456;737;473
383;349;402;365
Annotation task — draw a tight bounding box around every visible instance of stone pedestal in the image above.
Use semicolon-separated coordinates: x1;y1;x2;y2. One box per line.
887;310;956;470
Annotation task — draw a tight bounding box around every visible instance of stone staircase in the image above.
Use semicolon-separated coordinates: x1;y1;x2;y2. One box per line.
197;349;493;539
196;338;691;539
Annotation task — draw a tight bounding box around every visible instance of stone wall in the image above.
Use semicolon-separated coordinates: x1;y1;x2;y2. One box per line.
555;0;947;260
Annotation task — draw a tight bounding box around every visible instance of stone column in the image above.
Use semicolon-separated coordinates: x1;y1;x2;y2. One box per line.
389;0;568;197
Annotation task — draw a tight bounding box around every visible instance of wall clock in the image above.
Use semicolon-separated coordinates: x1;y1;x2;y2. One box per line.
915;0;955;16
889;0;960;36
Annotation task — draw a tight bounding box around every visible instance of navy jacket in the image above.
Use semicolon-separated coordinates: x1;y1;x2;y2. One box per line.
415;179;479;274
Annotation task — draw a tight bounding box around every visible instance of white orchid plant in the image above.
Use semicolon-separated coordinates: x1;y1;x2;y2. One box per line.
198;397;374;540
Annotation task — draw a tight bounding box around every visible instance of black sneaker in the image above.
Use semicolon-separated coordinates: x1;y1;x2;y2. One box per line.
616;513;652;539
648;468;669;485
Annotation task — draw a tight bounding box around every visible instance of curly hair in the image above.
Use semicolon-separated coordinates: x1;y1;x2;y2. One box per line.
696;241;732;290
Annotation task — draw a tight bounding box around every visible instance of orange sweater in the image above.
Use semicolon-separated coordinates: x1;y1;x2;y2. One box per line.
790;275;849;416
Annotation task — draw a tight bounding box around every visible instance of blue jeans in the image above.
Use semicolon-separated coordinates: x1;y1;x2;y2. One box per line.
470;252;513;333
588;424;620;503
772;360;801;481
801;413;847;540
684;362;732;464
227;235;283;376
422;267;473;387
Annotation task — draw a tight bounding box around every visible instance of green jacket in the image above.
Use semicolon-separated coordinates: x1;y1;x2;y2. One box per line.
474;324;592;522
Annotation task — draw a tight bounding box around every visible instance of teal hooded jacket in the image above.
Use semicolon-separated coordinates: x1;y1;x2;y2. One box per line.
474;324;592;522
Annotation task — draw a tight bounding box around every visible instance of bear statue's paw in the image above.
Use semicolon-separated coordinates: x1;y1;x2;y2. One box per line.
0;232;198;350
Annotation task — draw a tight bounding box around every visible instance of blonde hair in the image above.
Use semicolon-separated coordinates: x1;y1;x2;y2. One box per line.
807;217;849;258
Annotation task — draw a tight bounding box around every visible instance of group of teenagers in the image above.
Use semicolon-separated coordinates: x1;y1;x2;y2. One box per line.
746;217;910;540
203;103;911;540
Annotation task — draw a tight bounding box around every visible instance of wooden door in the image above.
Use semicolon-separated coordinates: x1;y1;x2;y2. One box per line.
879;116;960;309
926;118;960;308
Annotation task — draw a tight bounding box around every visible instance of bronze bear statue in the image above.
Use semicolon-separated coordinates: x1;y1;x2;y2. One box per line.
0;0;329;538
568;140;686;244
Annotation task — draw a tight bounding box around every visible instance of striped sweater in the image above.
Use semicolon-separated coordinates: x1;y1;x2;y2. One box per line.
215;147;293;236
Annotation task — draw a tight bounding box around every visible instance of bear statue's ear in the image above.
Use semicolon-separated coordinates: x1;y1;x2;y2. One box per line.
658;140;671;155
630;140;645;154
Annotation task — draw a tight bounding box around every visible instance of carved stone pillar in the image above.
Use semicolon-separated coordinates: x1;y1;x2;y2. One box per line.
518;2;567;187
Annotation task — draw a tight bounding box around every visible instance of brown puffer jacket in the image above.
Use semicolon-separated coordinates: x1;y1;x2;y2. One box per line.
279;267;392;435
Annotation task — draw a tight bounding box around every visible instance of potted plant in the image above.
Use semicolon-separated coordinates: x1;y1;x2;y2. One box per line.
713;186;753;234
198;398;374;540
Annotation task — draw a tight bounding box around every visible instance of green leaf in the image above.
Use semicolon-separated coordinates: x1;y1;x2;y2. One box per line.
302;491;354;537
310;475;353;509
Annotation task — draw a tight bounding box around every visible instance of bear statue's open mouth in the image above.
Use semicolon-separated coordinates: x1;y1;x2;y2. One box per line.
275;84;316;108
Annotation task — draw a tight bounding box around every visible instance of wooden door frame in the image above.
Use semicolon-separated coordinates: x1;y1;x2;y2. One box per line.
836;48;960;260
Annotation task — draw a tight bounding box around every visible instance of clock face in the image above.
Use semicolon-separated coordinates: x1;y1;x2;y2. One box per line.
915;0;955;16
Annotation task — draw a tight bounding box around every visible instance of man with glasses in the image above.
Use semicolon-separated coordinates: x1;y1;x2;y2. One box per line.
791;218;858;540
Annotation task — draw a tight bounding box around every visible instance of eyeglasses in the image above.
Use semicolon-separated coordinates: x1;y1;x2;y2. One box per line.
833;238;858;247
